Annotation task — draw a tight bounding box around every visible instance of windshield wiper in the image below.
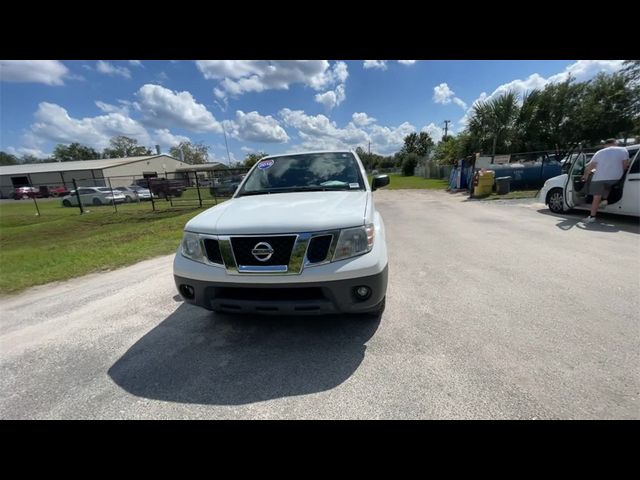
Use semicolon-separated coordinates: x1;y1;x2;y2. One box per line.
238;185;355;196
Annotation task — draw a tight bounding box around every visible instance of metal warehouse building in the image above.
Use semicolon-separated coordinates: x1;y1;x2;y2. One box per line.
0;154;189;197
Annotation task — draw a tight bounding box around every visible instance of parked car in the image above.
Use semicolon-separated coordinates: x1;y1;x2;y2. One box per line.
113;186;152;202
127;185;153;200
49;186;70;197
174;150;391;317
210;177;242;197
61;187;126;207
13;186;40;200
539;144;640;217
134;178;185;198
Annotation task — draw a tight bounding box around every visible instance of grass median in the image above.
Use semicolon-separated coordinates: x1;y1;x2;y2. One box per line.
0;198;215;294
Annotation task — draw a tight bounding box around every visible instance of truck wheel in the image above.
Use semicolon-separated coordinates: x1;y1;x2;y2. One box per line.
547;188;565;213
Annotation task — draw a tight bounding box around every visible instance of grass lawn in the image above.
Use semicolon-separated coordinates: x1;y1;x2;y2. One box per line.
0;199;215;294
369;174;448;190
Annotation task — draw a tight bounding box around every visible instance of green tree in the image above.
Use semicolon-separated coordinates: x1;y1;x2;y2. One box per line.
243;151;269;168
401;153;419;176
169;141;210;164
579;72;638;145
433;136;461;165
52;143;101;162
400;132;434;157
621;60;640;84
0;152;19;166
103;136;152;158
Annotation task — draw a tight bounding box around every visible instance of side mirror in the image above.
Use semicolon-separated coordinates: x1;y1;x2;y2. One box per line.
371;174;390;191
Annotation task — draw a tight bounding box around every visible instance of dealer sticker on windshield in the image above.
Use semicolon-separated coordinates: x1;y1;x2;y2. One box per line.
257;159;274;170
349;183;360;188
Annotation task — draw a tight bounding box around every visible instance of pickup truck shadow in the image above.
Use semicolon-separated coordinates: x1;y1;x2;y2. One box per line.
108;303;381;405
537;209;640;234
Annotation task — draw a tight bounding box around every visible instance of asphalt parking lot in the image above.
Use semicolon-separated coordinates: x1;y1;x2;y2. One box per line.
1;190;638;419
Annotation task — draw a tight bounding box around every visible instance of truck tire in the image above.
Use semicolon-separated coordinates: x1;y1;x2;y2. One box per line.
546;188;564;213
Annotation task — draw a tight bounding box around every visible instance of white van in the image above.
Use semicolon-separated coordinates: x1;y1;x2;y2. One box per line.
539;145;640;217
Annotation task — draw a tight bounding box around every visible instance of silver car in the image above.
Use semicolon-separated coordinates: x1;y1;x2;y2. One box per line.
61;187;126;207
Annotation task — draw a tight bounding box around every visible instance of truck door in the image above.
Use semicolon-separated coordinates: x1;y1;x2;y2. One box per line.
619;151;640;215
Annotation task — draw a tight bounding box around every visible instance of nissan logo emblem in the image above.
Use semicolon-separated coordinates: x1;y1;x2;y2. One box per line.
251;242;274;262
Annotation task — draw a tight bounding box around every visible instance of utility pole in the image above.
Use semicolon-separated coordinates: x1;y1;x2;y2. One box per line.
222;124;232;166
443;120;451;141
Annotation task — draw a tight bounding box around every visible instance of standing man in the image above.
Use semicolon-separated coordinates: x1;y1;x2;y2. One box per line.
581;139;630;224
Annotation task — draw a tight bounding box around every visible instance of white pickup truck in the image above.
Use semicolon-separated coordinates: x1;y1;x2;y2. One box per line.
173;150;390;317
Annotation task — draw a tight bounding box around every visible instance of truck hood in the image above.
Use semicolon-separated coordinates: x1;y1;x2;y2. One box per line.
186;191;369;234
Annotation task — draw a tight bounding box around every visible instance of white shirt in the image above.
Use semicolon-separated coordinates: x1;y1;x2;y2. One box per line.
591;146;629;181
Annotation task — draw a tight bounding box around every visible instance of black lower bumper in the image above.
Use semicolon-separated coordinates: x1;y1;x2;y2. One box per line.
174;266;388;315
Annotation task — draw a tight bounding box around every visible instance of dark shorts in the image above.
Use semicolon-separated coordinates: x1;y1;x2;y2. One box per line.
589;180;618;196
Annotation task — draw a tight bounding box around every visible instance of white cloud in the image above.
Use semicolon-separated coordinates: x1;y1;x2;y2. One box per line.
96;61;131;79
548;60;624;83
421;123;445;143
135;84;222;133
352;112;376;127
314;84;346;110
458;60;625;127
433;82;467;110
196;60;348;98
129;60;143;66
95;101;129;115
279;108;368;150
152;129;190;148
6;146;51;158
223;110;289;143
26;102;151;151
398;60;417;65
368;122;416;154
363;60;387;70
279;108;411;155
0;60;69;86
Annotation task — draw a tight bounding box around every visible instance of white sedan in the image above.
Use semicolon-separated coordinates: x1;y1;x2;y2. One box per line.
539;145;639;217
61;187;126;207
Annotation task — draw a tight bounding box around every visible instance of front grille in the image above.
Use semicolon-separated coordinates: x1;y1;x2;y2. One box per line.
203;238;223;264
214;287;325;301
230;235;296;266
307;234;333;263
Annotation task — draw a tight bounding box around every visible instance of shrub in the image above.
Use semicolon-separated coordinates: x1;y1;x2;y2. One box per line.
401;153;418;176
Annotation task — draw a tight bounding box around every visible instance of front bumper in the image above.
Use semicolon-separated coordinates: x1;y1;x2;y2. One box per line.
174;266;388;315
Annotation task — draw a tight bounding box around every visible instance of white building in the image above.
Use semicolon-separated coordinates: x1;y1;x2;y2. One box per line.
0;155;189;197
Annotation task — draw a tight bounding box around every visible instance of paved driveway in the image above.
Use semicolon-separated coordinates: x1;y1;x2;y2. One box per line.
1;190;638;419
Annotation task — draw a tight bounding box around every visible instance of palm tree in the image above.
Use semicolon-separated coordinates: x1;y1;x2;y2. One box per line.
468;91;520;158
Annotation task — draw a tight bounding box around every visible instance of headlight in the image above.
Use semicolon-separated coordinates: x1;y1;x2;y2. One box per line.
181;232;206;263
332;224;375;261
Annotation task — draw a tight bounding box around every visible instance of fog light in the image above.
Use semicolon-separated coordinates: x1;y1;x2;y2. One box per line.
354;286;371;301
180;284;195;299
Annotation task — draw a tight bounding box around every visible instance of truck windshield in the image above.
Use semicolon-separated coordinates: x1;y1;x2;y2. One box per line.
238;152;365;196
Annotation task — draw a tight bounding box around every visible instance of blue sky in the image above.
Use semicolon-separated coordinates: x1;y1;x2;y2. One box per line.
0;60;625;163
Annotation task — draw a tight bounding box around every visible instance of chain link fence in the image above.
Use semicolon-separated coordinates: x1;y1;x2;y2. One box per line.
2;167;249;216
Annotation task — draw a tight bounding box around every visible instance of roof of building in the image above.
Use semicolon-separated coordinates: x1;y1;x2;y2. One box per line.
175;162;228;171
0;155;181;176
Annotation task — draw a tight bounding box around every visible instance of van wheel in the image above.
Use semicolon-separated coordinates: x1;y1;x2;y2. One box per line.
547;189;565;213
